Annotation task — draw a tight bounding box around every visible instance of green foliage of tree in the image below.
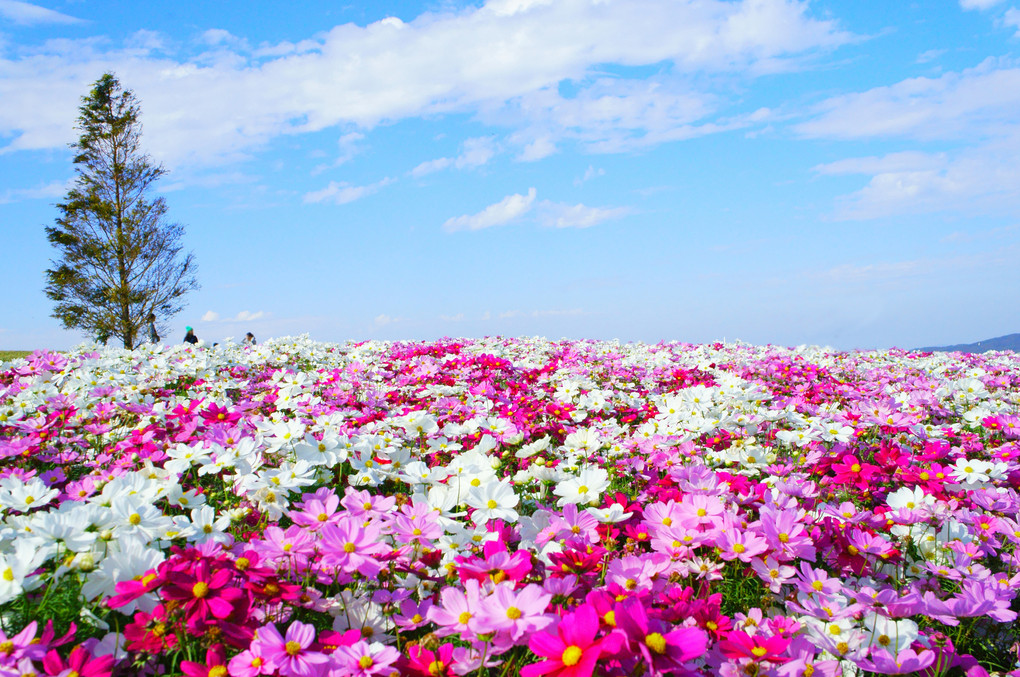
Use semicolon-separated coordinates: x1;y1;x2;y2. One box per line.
45;73;198;349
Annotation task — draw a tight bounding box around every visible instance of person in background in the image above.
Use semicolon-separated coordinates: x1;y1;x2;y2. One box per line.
147;313;159;344
244;332;257;346
183;326;198;345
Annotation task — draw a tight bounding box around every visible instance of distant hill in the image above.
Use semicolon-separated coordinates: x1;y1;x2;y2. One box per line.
916;333;1020;354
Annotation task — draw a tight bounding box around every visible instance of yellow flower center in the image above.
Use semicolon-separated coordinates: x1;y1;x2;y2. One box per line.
359;656;374;669
285;641;302;656
732;543;745;554
192;582;210;598
487;500;498;509
458;611;472;624
506;607;522;620
210;667;228;677
344;542;357;553
129;513;142;525
778;533;789;543
561;645;583;666
603;610;616;626
645;633;666;654
751;646;767;657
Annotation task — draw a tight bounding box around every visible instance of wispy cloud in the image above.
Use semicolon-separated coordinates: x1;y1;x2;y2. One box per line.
410;137;497;177
959;0;1005;9
0;0;82;25
303;177;395;205
1005;8;1020;36
537;201;632;228
0;0;852;167
803;59;1020;220
443;187;630;232
797;59;1020;142
443;187;537;232
201;310;268;322
573;165;604;187
0;179;68;204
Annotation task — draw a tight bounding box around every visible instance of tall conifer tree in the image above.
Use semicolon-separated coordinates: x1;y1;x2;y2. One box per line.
45;73;198;348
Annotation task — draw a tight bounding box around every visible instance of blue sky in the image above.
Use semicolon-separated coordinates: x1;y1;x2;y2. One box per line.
2;0;1019;351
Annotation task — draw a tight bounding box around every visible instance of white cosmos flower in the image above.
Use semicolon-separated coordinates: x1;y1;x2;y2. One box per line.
515;436;551;459
81;535;165;613
950;458;994;486
465;479;519;525
886;486;934;512
554;466;610;507
586;503;633;523
0;540;47;604
863;614;918;654
187;505;233;545
0;476;58;512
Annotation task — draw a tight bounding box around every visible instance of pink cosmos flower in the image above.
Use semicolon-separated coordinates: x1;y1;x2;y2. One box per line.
318;516;388;578
478;582;554;648
330;640;401;677
0;621;46;666
521;603;619;677
857;647;935;675
716;526;768;563
290;492;343;530
227;641;271;677
751;556;796;593
41;646;115;677
759;505;816;561
718;629;791;663
255;621;329;677
426;578;489;639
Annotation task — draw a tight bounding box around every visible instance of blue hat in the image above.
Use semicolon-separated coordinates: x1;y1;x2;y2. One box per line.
186;326;193;331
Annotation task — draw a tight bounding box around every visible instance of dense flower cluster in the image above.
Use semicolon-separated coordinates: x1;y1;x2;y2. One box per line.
1;335;1019;676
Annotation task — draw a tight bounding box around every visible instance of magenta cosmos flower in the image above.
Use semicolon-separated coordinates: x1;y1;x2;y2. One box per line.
521;603;618;677
255;621;329;677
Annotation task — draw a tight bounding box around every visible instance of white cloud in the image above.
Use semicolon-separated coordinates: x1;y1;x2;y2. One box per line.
0;179;68;204
303;177;395;204
518;136;557;161
959;0;1005;9
411;136;497;177
0;0;851;167
797;59;1020;142
201;309;267;322
443;187;536;232
803;59;1020;220
498;308;588;318
916;49;946;65
442;188;630;231
439;313;465;321
537;201;631;228
374;313;401;326
0;0;82;24
820;143;1020;220
1005;7;1020;35
812;151;946;176
574;165;605;186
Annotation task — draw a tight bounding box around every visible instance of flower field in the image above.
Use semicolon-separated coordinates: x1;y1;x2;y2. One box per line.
1;336;1019;676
